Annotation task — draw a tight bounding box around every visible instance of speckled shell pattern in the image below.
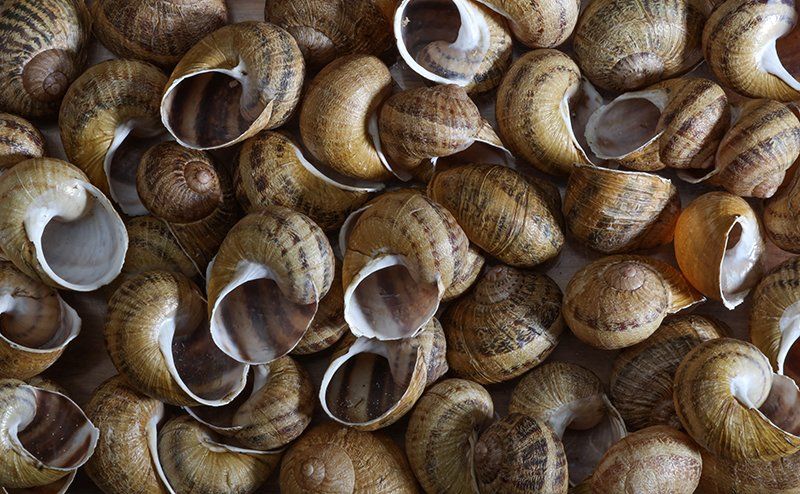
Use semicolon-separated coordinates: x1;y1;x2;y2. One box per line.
477;0;579;48
765;171;800;253
0;113;45;169
292;263;347;355
750;256;800;372
698;448;800;494
0;0;91;118
122;215;201;280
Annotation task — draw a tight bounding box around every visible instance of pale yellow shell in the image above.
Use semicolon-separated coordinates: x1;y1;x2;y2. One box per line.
0;113;45;169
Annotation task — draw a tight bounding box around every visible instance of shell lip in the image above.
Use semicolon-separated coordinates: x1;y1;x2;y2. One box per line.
369;110;413;182
0;292;81;354
562;80;604;165
289;135;384;192
776;299;800;375
718;214;765;309
145;401;177;494
571;162;674;187
338;204;372;259
761;24;800;94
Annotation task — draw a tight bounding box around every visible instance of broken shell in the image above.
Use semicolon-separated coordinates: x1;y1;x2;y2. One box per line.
0;158;128;292
59;59;168;216
122;215;202;280
510;362;627;485
406;378;494;493
698;447;800;494
674;191;765;309
161;21;305;150
0;0;90;118
292;262;348;355
428;164;564;267
207;207;335;364
563;165;680;253
442;265;563;384
765;170;800;253
563;255;703;350
0;113;45;170
610;315;726;431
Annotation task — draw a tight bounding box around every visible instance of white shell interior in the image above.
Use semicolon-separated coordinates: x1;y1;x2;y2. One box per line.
0;289;80;353
146;403;177;494
720;215;765;309
778;300;800;377
292;134;384;192
762;10;800;93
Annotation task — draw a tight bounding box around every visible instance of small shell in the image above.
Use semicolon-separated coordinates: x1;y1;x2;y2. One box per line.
765;170;800;253
427;164;564;267
406;378;494;494
563;255;703;350
161;22;305;150
610;315;726;431
590;425;703;494
674;338;800;460
0;158;128;292
510;362;627;486
0;0;90;118
563;165;680;253
279;422;418;494
292;262;348;355
674;191;765;308
0;113;45;169
475;0;579;48
122;215;202;280
698;447;800;494
442;265;563;384
92;0;228;67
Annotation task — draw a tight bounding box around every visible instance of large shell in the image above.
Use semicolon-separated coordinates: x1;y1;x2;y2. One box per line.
92;0;228;67
279;422;418;493
292;262;348;355
563;255;703;350
563;165;680;253
674;191;765;309
610;315;726;431
0;158;128;292
0;113;45;170
207;207;334;364
765;170;800;253
122;215;201;280
442;265;563;384
510;362;627;485
59;59;167;216
161;22;305;150
428;164;564;267
406;378;494;493
0;0;90;118
698;448;800;494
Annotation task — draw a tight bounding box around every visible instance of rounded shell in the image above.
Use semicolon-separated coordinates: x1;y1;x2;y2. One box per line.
478;0;579;48
292;262;348;355
698;447;800;494
0;113;45;169
764;170;800;253
122;215;201;280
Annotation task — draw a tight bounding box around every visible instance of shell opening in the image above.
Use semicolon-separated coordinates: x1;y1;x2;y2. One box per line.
763;13;800;93
104;121;165;216
186;365;270;433
292;139;383;192
720;218;764;308
0;290;80;352
563;79;604;163
758;373;800;435
585;91;668;159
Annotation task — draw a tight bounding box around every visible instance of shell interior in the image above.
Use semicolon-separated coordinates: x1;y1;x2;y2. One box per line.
291;136;383;192
766;12;800;93
732;371;800;437
720;216;764;309
563;79;604;163
777;300;800;377
0;289;80;352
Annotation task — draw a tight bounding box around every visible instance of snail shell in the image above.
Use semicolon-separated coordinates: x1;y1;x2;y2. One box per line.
563;165;680;253
442;265;563;384
474;413;569;494
0;113;45;170
342;189;469;340
674;191;765;309
563;255;703;350
161;22;305;150
92;0;228;67
427;163;564;267
698;447;800;494
0;262;80;380
105;270;248;406
765;170;800;253
674;338;800;460
59;59;167;216
475;0;579;48
590;425;702;494
510;362;627;485
610;315;726;431
292;262;348;355
320;318;448;430
0;158;128;292
122;215;202;280
207;207;335;364
406;378;494;494
0;0;90;118
279;422;418;494
444;244;485;302
0;378;98;489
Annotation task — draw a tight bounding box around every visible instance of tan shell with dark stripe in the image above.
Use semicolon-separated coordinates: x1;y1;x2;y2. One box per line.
122;215;200;280
293;262;347;355
0;113;44;169
476;0;579;48
765;171;800;253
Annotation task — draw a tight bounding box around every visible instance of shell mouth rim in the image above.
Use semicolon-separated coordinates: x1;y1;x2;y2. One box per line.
761;18;800;94
562;79;603;165
0;292;81;354
718;214;765;309
287;134;384;192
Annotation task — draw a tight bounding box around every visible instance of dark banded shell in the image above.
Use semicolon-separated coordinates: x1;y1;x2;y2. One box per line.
0;113;45;169
765;171;800;253
478;0;579;48
292;262;348;355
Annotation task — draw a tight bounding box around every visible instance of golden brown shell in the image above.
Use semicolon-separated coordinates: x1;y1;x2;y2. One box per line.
765;169;800;253
698;448;800;494
476;0;579;48
292;262;348;355
122;215;201;280
0;113;45;169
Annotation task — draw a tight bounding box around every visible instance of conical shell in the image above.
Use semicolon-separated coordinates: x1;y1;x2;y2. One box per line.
698;447;800;494
765;170;800;253
0;113;45;169
122;215;201;280
292;262;348;355
475;0;579;48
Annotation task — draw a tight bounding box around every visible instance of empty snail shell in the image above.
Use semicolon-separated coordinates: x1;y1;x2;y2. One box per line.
765;170;800;253
563;255;703;350
442;265;563;384
186;356;314;451
122;215;202;280
59;59;168;216
0;113;45;170
474;413;569;494
0;158;128;292
235;131;373;232
590;425;702;494
342;189;469;340
610;315;726;431
475;0;579;48
674;338;800;461
207;207;335;364
428;164;564;268
0;262;80;380
105;270;248;406
443;244;485;302
300;54;393;182
0;378;98;489
703;0;800;101
92;0;228;67
563;165;680;253
161;21;305;150
320;318;448;430
279;422;418;494
698;447;800;494
510;362;627;485
0;0;90;118
674;191;765;309
573;0;708;92
292;262;348;355
406;378;494;493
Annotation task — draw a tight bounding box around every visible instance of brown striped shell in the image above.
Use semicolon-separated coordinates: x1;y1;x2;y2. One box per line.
442;265;563;384
475;0;579;48
563;255;703;350
443;244;485;302
161;22;305;150
698;447;800;494
0;0;90;118
0;113;45;169
292;262;348;355
122;215;202;280
765;170;800;253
